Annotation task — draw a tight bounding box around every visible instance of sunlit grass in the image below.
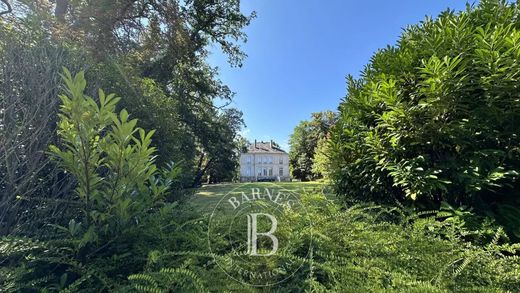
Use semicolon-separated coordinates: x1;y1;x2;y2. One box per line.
191;181;333;213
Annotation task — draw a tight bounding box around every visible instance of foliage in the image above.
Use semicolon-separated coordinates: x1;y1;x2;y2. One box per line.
1;0;251;191
276;192;520;292
1;0;520;291
129;191;520;291
0;69;179;291
289;111;337;181
0;19;84;235
49;69;168;234
2;178;520;292
312;137;333;181
202;108;245;184
328;0;520;237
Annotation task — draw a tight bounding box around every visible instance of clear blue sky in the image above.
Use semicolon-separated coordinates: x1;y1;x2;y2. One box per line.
209;1;474;151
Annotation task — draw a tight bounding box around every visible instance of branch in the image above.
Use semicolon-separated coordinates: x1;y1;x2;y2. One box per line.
0;0;12;17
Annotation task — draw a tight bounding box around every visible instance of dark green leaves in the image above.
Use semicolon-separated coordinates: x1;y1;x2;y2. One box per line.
330;0;520;221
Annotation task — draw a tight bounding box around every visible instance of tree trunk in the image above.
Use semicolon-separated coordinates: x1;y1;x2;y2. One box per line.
192;156;213;187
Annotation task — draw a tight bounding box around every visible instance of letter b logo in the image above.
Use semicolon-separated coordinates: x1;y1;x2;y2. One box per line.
246;213;278;256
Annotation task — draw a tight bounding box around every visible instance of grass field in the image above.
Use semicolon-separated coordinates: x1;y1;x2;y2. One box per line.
190;181;333;212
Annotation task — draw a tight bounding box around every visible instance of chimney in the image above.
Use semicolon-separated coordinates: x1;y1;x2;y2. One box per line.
270;140;273;149
254;139;257;148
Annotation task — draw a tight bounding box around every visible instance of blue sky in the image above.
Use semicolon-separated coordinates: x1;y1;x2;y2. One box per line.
209;1;473;151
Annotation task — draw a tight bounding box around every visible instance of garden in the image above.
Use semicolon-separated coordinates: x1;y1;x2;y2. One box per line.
1;0;520;291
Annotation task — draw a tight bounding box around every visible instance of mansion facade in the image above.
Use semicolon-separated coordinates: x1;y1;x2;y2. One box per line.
239;140;290;182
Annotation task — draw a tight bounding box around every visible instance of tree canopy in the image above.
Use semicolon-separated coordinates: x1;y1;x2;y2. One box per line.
1;0;253;192
289;111;337;181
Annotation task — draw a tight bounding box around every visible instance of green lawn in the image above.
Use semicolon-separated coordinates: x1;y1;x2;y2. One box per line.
190;181;333;213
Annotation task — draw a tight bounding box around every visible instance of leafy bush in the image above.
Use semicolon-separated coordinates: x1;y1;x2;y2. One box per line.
0;22;84;236
328;0;520;235
279;192;520;292
0;69;179;291
49;69;169;235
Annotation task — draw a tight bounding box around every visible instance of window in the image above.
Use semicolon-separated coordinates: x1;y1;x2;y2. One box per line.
268;156;273;164
246;167;251;176
279;156;283;164
246;155;251;163
263;156;267;164
263;168;267;176
268;168;273;176
279;167;283;176
257;156;261;164
258;169;262;176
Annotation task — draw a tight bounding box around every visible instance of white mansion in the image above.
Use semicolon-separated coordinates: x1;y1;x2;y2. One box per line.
239;140;290;182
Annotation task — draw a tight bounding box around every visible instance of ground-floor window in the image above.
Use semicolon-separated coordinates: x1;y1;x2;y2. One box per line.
268;168;273;176
279;167;283;176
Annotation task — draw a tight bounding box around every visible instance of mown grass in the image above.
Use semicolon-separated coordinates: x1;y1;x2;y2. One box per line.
191;181;333;212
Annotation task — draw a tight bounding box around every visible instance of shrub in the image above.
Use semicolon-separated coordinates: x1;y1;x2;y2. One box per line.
0;23;83;236
0;69;177;291
329;0;520;236
281;192;520;292
49;68;168;235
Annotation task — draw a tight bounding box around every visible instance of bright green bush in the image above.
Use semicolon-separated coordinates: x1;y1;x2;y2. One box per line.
0;69;179;291
329;0;520;235
49;69;169;235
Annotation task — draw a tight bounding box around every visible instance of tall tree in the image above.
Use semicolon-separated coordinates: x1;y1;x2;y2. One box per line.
2;0;254;187
289;111;337;181
0;0;254;234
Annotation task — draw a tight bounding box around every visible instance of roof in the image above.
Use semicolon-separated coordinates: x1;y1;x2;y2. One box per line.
245;141;287;154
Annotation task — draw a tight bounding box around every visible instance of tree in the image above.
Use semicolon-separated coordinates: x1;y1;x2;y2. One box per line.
192;108;245;186
1;0;253;189
289;111;337;181
312;137;333;181
0;24;84;235
236;136;251;154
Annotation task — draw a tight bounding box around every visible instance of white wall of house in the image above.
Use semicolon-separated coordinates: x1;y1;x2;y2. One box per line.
239;153;290;181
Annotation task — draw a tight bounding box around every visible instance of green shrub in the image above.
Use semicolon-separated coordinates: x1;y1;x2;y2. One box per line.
261;192;519;292
328;0;520;236
49;68;169;235
0;69;179;291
